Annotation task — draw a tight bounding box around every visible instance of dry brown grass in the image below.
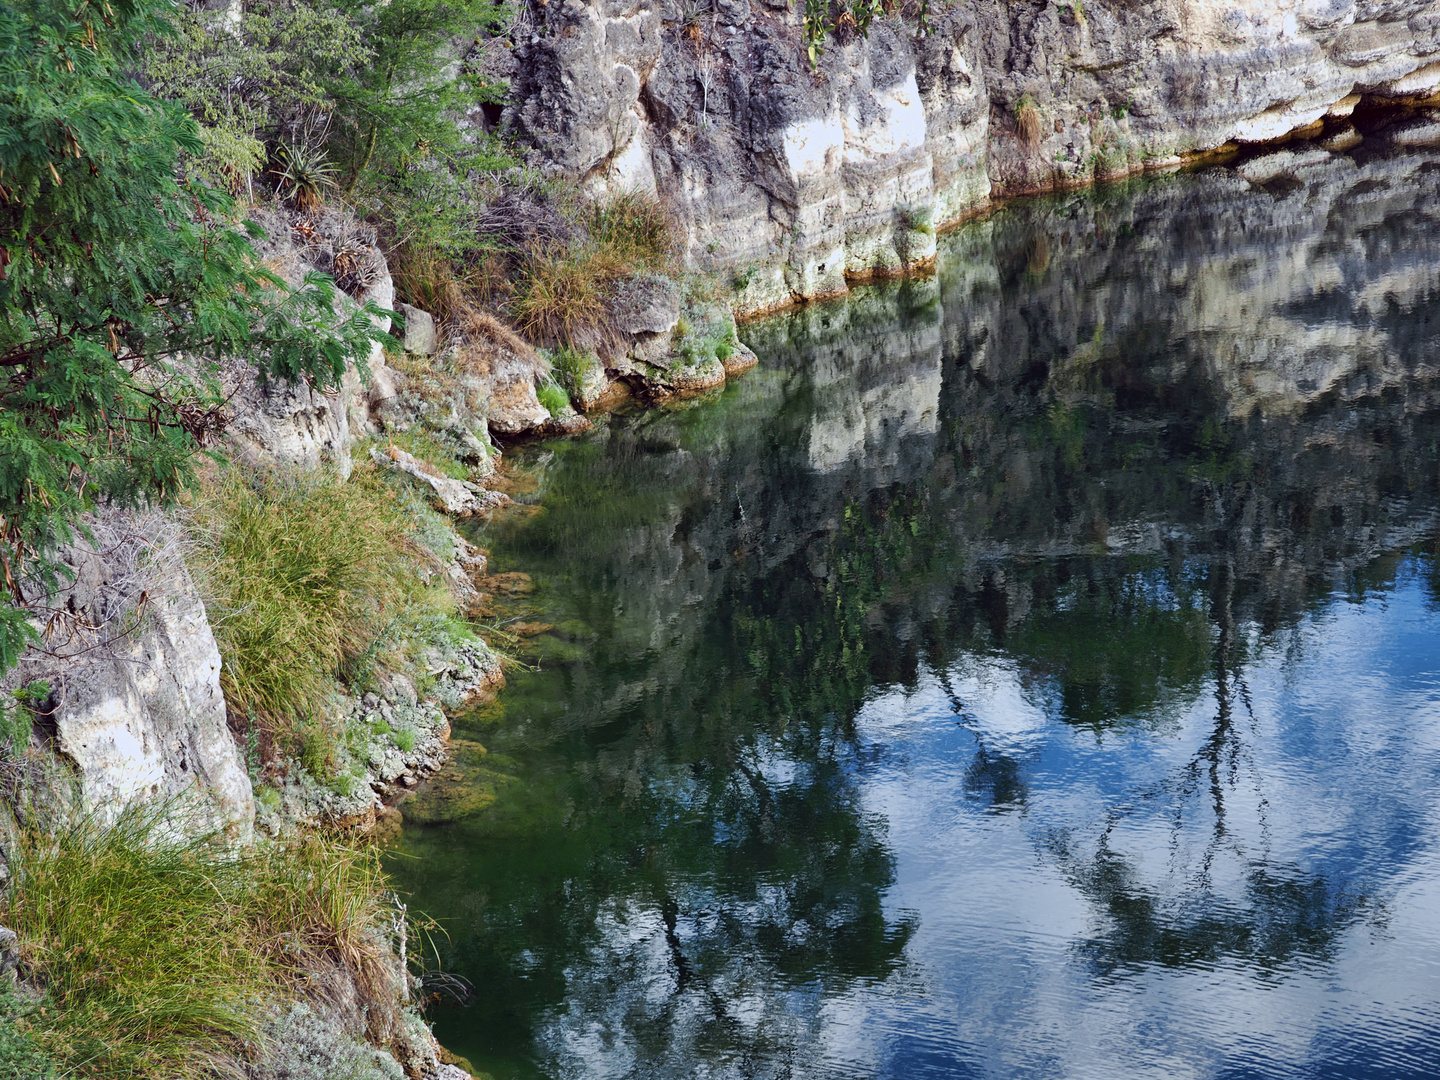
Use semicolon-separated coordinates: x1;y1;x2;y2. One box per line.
454;308;548;380
394;187;679;355
249;830;404;1045
389;243;467;324
510;244;620;352
1016;96;1045;148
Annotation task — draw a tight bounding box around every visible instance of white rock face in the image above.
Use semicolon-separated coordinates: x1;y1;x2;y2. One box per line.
8;511;253;840
52;562;254;840
225;206;395;479
227;371;359;480
508;0;1440;311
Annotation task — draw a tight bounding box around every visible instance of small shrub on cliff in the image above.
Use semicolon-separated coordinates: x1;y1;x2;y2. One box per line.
803;0;828;67
274;141;340;210
1;805;405;1079
189;464;432;760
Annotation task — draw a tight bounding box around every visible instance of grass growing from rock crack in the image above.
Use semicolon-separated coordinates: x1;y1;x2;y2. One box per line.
188;463;436;764
0;805;400;1080
1016;93;1044;148
485;187;680;352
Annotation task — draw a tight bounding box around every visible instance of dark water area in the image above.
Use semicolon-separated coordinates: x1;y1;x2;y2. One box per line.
394;144;1440;1080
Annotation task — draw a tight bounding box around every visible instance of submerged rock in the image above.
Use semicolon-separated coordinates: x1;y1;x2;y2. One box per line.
398;740;509;826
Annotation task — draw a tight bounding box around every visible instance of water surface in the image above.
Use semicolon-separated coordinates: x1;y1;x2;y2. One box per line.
395;143;1440;1080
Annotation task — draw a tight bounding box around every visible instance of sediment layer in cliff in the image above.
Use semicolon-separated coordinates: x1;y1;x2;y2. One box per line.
498;0;1440;312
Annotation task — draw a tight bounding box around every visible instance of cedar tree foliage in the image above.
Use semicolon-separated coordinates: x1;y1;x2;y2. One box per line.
0;0;389;677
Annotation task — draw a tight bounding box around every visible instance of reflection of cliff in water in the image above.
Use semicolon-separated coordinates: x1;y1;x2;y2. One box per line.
410;146;1440;1079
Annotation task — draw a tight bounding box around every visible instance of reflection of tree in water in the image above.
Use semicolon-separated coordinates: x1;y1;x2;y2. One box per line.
408;577;916;1077
544;741;914;1078
409;159;1440;1070
1011;560;1375;978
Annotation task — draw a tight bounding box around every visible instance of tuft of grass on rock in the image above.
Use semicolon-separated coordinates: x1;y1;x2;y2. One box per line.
1016;93;1044;148
510;243;619;352
1;805;405;1080
188;463;436;764
536;381;570;418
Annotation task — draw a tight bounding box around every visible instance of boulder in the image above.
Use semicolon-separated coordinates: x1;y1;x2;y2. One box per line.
398;302;438;355
371;446;509;517
0;927;18;983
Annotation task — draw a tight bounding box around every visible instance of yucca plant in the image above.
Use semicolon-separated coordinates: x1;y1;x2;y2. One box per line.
273;141;338;209
804;0;828;68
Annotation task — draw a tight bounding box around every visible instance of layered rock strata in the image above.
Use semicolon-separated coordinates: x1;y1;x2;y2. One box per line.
499;0;1440;312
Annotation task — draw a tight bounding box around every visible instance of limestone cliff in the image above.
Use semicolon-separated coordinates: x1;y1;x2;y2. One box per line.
2;511;254;840
497;0;1440;311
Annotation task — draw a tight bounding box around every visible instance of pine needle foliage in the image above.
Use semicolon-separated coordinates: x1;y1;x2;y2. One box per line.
0;0;390;679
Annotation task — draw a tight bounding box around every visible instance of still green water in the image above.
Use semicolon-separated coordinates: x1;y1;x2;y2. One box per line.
394;144;1440;1080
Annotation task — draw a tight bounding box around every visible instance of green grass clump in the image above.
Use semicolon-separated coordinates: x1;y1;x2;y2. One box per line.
1;806;401;1080
392;726;417;754
189;464;433;761
536;381;570;418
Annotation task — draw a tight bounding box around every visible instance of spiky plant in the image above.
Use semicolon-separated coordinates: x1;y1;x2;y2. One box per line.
273;142;338;210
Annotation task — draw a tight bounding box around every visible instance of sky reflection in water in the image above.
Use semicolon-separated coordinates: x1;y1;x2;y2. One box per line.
395;146;1440;1080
